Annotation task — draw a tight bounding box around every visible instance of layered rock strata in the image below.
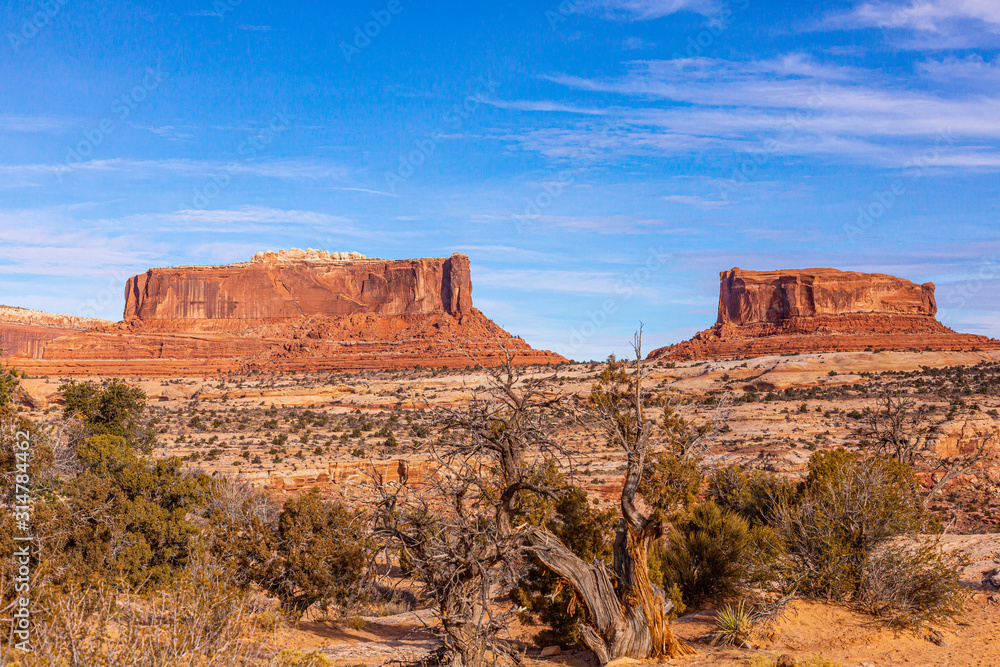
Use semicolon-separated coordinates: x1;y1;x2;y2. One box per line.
0;306;111;359
649;268;1000;360
4;251;564;375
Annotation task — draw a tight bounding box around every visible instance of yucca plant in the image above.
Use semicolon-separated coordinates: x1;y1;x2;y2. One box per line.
715;599;755;648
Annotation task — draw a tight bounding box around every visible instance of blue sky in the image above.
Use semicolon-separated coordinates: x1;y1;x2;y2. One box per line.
1;0;999;360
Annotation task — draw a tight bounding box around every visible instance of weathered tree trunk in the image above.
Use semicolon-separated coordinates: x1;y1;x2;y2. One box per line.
530;524;696;664
529;333;698;664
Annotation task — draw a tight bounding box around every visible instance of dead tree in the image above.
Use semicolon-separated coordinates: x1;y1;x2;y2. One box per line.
924;430;996;507
371;352;567;667
528;332;697;664
858;384;997;506
858;386;930;466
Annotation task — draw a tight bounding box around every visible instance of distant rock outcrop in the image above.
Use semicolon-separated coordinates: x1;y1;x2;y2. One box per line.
124;253;473;329
4;252;564;375
0;306;111;359
649;267;1000;360
717;267;938;325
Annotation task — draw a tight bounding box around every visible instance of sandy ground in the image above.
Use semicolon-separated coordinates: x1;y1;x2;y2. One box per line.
262;534;1000;667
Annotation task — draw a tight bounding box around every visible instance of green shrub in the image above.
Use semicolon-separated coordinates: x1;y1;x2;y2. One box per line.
69;434;209;586
777;449;927;600
61;378;155;452
660;501;780;605
857;539;967;629
0;366;20;406
210;486;368;617
709;465;797;527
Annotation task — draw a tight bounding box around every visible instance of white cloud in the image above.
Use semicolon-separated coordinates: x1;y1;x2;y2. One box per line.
482;99;610;115
826;0;1000;32
498;55;1000;169
819;1;1000;48
475;267;646;295
0;157;352;183
583;0;718;21
661;194;729;208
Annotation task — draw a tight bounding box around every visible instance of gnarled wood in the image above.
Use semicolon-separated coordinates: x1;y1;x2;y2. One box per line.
526;329;697;665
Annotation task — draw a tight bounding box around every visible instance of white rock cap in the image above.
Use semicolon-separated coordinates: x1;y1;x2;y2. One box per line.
252;249;367;263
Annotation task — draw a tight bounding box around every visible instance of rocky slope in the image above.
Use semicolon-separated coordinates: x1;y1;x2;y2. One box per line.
4;251;564;375
650;267;1000;360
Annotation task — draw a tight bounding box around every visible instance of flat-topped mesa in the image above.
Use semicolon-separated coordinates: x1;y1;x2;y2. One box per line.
718;267;938;326
125;252;473;329
6;251;565;374
649;267;1000;361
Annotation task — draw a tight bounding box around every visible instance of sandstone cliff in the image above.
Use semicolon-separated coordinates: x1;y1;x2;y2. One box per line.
718;268;937;325
5;251;563;375
649;268;1000;361
125;252;473;330
0;306;112;359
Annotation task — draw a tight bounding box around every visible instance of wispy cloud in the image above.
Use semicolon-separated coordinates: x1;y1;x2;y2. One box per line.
495;54;1000;169
661;194;729;208
818;1;1000;48
483;99;610;115
822;0;1000;32
0;116;70;133
582;0;719;21
475;267;651;296
111;207;365;236
0;157;352;182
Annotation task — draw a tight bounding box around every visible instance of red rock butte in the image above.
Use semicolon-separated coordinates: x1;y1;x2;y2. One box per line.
648;267;1000;361
1;250;565;375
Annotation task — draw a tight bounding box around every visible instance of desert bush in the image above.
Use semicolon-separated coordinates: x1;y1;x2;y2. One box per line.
65;434;208;586
61;379;156;452
210;485;369;617
857;539;967;629
0;420;207;589
0;366;21;406
709;465;797;527
659;501;783;606
274;649;334;666
776;449;928;600
746;656;843;667
10;556;282;666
